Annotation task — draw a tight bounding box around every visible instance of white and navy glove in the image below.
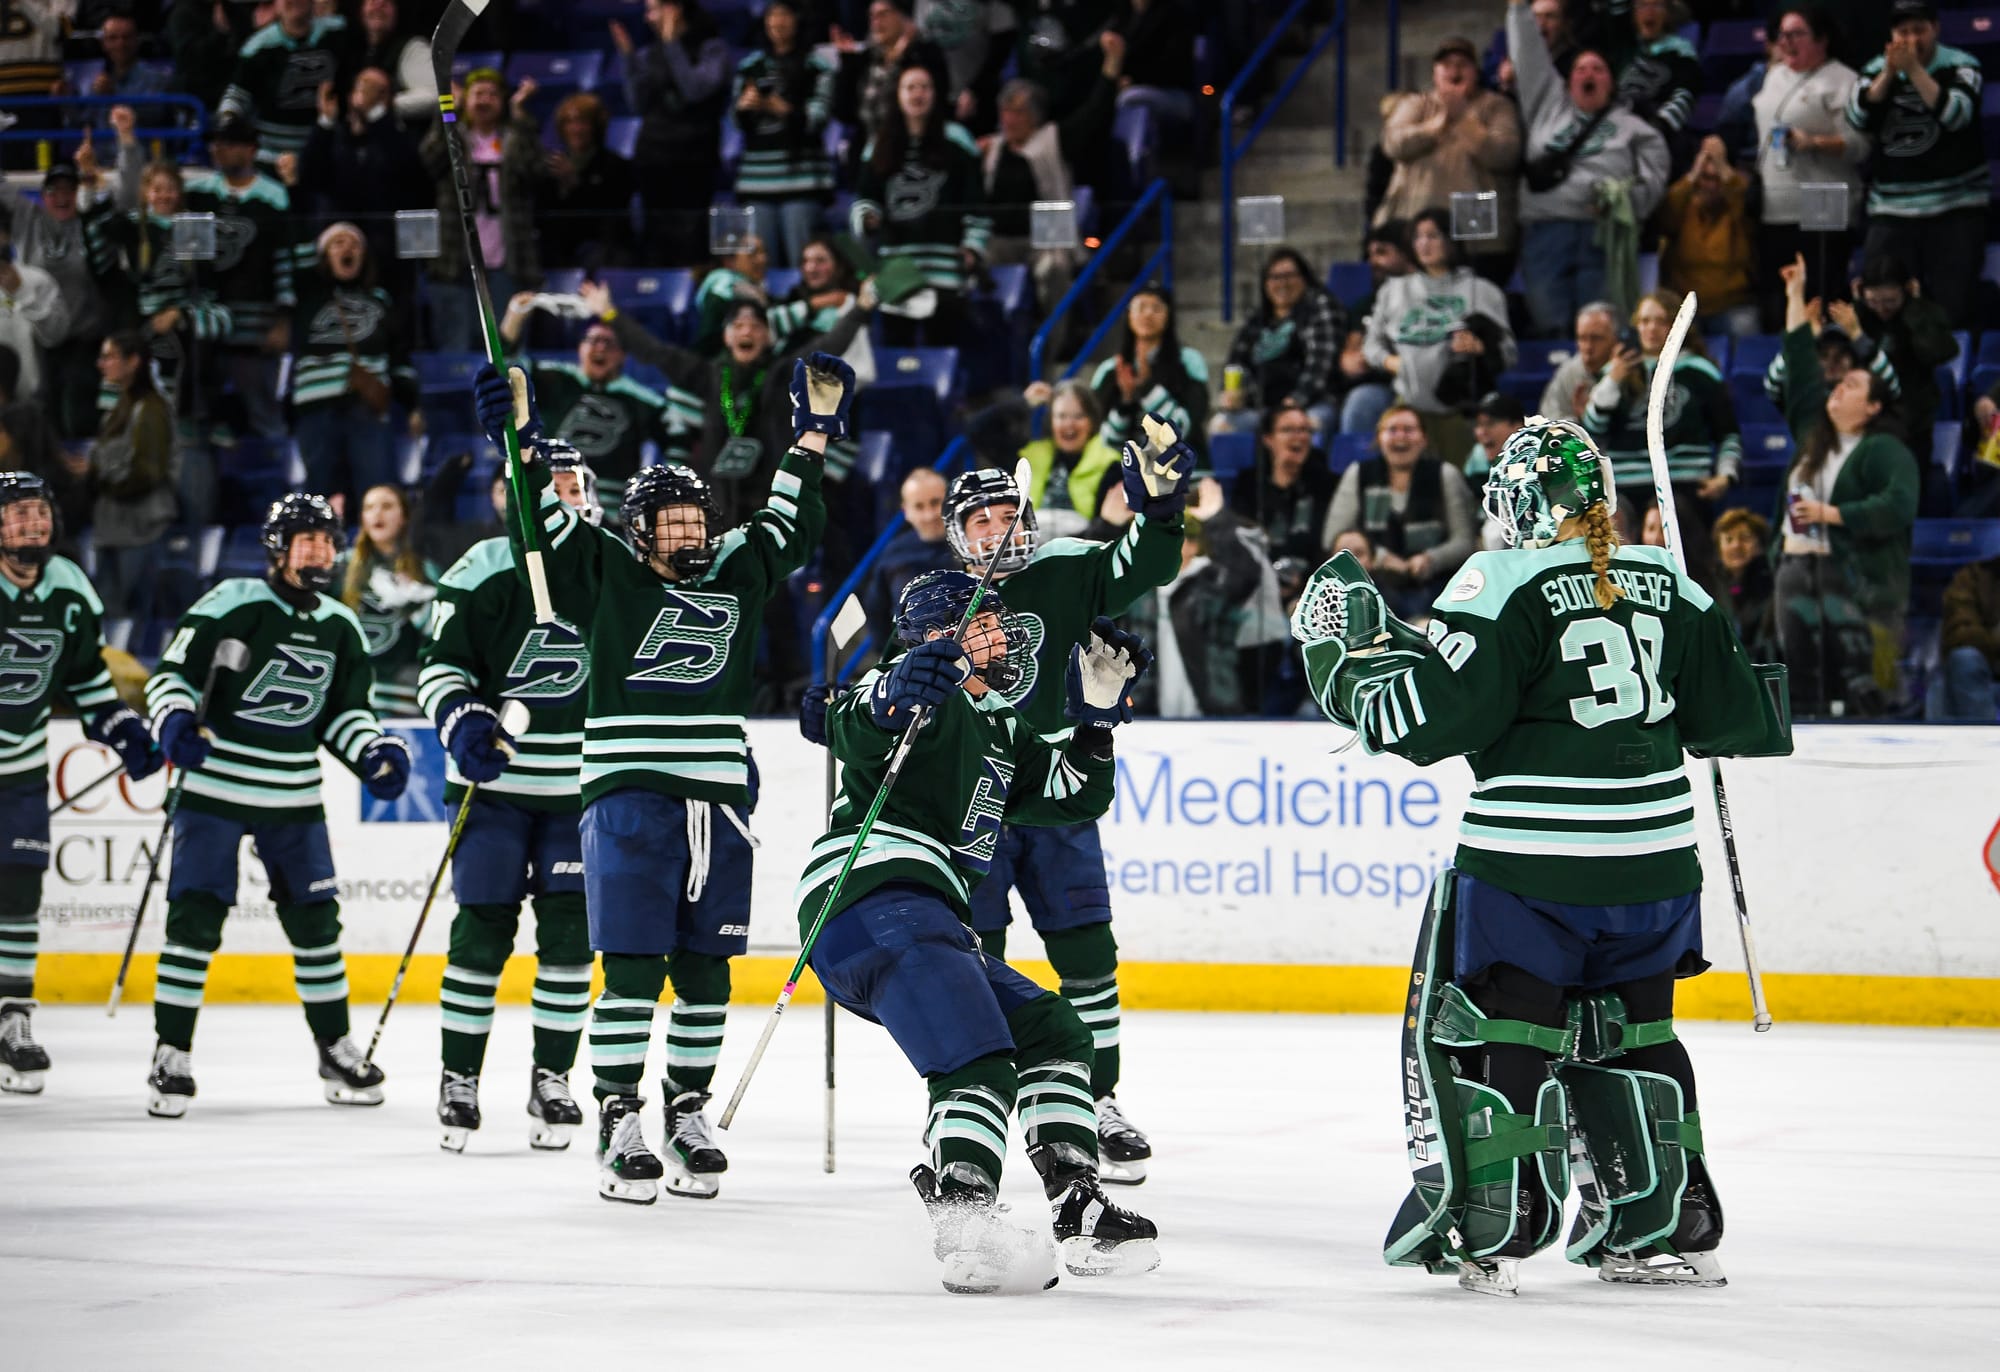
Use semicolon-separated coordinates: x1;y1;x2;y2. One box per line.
473;363;544;454
91;706;163;782
869;639;970;732
359;734;413;801
1119;412;1195;522
1065;616;1152;727
438;697;514;785
790;351;857;441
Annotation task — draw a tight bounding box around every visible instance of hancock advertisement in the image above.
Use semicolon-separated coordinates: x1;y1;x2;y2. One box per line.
36;719;2000;980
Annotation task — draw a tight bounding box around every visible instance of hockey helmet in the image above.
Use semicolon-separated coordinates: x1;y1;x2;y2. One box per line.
623;462;720;578
895;569;1025;694
0;470;59;568
944;467;1038;575
1483;419;1615;550
260;492;344;591
543;439;603;527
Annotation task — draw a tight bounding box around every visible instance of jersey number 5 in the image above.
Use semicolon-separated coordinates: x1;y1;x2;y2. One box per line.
627;590;740;692
1560;613;1675;728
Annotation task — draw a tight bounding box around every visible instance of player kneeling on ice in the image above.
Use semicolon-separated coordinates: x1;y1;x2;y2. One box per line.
471;351;840;1204
800;570;1161;1294
143;494;413;1118
0;473;162;1095
1291;421;1792;1296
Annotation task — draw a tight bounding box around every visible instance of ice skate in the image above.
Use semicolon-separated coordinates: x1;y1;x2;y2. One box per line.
0;997;49;1094
146;1041;195;1118
527;1066;581;1150
597;1095;662;1204
1456;1258;1521;1298
661;1088;727;1198
1598;1248;1727;1287
910;1162;1059;1295
1094;1096;1150;1185
316;1036;386;1106
1028;1140;1161;1277
437;1070;480;1152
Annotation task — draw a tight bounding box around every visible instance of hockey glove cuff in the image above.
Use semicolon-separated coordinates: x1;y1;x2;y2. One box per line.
1119;413;1195;523
91;706;163;782
156;708;212;771
359;735;413;801
474;363;544;455
791;352;857;440
438;697;513;785
1066;616;1151;727
869;639;970;732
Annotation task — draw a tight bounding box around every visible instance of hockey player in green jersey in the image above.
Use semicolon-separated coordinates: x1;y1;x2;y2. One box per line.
471;349;844;1204
803;570;1161;1293
1292;419;1791;1296
947;414;1192;1182
143;494;413;1118
419;446;598;1154
0;475;161;1095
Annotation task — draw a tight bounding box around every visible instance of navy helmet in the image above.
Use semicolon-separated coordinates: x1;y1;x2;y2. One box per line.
623;462;721;578
260;492;344;591
944;467;1038;575
0;471;60;568
895;569;1024;694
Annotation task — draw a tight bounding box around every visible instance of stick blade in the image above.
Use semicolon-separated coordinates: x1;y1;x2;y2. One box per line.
829;595;867;654
1642;291;1700;574
1012;457;1034;508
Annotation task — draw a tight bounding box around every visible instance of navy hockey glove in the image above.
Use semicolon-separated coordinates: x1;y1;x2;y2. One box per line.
869;639;970;732
1119;413;1194;523
473;363;544;454
156;709;211;771
790;352;857;441
799;682;831;747
1066;616;1152;727
360;735;413;801
91;706;163;782
438;698;513;785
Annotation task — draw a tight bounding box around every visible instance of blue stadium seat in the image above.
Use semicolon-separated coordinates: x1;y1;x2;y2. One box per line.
1910;518;2000;568
1699;20;1767;87
851;431;900;533
1942;10;2000;65
1971;331;2000;407
1513;338;1576;375
1324;261;1373;312
414;351;487;430
1329;432;1371;475
506;50;605;93
1728;334;1783;426
155;526;225;621
597;267;694;340
215;439;296;525
543;267;587;296
605;115;640;159
860;349;960;463
1935;421;1965;483
764;267;801;299
216;525;269;580
1208;431;1256;483
871;348;959;410
1686;91;1722;135
1739;422;1794;474
396;435;430;486
1073;184;1097;237
1637;252;1659;296
986;263;1031;324
1109;99;1157;196
720;119;743;185
450;50;503;80
1936;333;1971;421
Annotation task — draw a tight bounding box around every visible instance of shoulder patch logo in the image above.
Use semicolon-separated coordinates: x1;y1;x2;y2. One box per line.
1449;568;1485;602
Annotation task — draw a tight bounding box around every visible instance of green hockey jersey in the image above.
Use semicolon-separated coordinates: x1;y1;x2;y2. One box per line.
528;360;702;485
794;671;1116;935
1583;353;1742;488
181;170;297;349
990;514;1183;739
0;558;123;790
1303;541;1767;904
418;536;589;813
146;578;385;823
513;444;824;807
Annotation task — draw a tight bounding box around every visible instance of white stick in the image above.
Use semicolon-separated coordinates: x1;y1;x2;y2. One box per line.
1644;292;1773;1032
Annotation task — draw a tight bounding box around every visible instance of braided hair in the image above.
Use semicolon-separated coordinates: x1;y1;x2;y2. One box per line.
1583;502;1625;611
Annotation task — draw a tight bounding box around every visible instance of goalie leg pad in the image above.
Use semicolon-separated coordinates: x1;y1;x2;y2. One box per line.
1559;1062;1720;1264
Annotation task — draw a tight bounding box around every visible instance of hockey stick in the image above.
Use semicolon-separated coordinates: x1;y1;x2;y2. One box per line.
1645;291;1774;1032
822;593;867;1174
721;459;1036;1129
49;760;126;817
108;638;250;1017
429;0;555;626
363;699;530;1068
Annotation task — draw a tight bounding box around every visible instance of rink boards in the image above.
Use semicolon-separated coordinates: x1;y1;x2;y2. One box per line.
31;720;2000;1025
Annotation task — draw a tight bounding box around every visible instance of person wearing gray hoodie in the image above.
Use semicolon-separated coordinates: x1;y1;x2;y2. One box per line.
1507;0;1668;338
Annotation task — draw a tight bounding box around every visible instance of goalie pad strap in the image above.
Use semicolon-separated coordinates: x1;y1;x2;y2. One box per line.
1432;983;1577;1056
1463;1115;1568;1176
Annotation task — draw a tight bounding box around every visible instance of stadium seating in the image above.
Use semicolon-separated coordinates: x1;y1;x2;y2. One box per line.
1324;260;1373;313
1910;519;2000;569
1209;431;1256;484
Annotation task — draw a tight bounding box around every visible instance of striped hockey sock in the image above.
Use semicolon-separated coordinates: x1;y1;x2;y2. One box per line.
926;1082;1014;1184
290;940;352;1042
153;942;214;1050
0;915;35;999
1061;974;1121;1098
1017;1057;1099;1158
589;994;657;1101
531;962;593;1072
663;1000;727;1096
439;963;502;1075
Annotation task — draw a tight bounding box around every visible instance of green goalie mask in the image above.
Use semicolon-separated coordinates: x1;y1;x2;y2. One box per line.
1483;420;1616;550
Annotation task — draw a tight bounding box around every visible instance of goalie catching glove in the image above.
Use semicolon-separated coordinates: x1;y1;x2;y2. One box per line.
1118;413;1195;523
790;352;857;441
1289;551;1434;731
1066;616;1152;727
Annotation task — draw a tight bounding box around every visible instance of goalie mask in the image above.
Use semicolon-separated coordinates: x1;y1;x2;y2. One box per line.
623;462;720;579
944;467;1038;575
895;569;1025;695
0;471;60;570
1483;419;1615;550
542;439;603;527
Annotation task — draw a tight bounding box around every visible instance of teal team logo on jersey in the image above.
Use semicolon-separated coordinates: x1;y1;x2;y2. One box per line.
237;645;337;728
954;753;1014;871
504;620;588;701
0;628;64;707
628;589;740;692
994;612;1047;707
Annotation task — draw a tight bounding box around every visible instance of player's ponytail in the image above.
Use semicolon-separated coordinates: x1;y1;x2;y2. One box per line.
1584;502;1624;611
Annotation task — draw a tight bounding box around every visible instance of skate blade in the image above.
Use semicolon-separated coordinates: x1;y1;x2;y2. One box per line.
1058;1234;1162;1278
323;1082;386;1106
529;1121;575;1151
940;1253;1060;1295
147;1091;191;1119
1097;1154;1147;1186
1457;1259;1520;1299
0;1065;45;1094
440;1125;472;1153
1599;1251;1727;1287
598;1170;660;1205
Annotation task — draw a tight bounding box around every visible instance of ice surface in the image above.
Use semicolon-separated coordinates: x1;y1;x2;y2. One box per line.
4;1007;1996;1371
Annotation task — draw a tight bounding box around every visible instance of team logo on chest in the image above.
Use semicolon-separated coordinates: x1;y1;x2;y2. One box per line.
557;394;635;460
995;611;1045;706
237;644;337;728
0;629;64;707
210;214;257;273
308;293;387;348
954;753;1014;871
505;619;588;700
628;589;739;691
887;165;946;222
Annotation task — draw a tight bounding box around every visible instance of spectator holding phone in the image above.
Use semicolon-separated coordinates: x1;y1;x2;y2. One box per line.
1754;5;1867;327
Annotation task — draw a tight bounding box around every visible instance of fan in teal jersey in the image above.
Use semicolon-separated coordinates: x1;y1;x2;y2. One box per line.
1293;419;1792;1297
803;570;1160;1293
0;475;160;1096
943;412;1192;1184
472;350;845;1205
335;485;439;718
418;443;599;1156
142;493;412;1120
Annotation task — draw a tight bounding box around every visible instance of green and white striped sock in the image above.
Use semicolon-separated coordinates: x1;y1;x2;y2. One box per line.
440;963;502;1075
589;994;657;1101
0;914;36;999
1017;1057;1098;1158
1061;974;1121;1098
290;940;352;1042
663;1000;727;1096
531;962;593;1072
926;1082;1013;1183
153;942;214;1049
